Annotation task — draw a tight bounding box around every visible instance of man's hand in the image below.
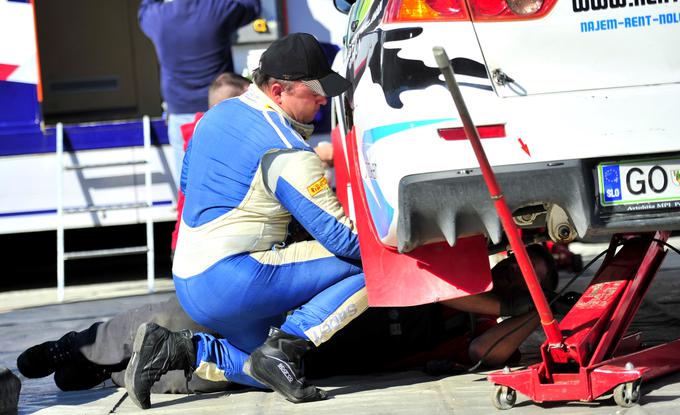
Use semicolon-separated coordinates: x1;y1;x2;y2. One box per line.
314;142;333;169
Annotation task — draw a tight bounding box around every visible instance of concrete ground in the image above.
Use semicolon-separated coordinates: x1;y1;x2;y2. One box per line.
2;242;680;414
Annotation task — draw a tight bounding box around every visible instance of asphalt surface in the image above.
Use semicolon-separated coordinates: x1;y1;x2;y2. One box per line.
2;245;680;414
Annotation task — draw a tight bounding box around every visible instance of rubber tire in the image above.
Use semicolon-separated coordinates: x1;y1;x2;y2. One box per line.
613;380;641;408
491;385;517;410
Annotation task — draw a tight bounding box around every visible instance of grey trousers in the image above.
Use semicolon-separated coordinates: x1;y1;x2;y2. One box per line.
72;297;455;393
78;295;232;394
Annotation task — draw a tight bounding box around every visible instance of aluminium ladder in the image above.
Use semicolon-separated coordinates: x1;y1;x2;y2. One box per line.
55;116;155;302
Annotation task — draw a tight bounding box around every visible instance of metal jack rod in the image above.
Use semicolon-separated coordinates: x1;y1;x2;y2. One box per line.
432;47;563;346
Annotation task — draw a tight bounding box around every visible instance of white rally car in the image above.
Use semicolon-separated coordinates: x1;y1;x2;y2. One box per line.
332;0;680;256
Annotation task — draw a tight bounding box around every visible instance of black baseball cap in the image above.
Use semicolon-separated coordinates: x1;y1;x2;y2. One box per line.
259;33;351;97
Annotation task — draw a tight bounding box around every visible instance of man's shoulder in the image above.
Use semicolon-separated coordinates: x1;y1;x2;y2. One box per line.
203;97;258;121
196;99;276;140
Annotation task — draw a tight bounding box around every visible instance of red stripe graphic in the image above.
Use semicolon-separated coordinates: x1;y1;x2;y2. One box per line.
0;64;19;81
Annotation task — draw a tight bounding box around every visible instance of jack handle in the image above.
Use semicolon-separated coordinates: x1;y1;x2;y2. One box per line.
432;47;563;347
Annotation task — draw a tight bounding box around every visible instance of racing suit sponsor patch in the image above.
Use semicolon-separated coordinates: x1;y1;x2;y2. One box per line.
307;176;329;197
304;287;369;346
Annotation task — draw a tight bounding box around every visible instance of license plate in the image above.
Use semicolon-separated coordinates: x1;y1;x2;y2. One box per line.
597;157;680;213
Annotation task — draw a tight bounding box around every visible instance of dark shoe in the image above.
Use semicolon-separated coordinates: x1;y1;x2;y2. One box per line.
17;331;81;378
125;323;195;409
243;327;326;403
54;363;111;391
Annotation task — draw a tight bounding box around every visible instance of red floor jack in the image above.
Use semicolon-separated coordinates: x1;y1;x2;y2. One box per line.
433;48;680;409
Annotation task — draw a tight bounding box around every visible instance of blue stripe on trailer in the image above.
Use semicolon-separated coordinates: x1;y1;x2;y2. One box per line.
0;200;174;218
0;81;40;129
0;118;170;157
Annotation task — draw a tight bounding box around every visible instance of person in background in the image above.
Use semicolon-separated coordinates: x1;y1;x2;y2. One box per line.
138;0;260;189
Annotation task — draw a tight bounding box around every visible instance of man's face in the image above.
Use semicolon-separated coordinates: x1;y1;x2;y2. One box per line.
278;82;328;124
492;253;549;297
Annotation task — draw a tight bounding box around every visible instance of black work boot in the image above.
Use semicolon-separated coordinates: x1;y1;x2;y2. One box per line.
125;322;195;409
54;362;113;391
17;331;82;378
243;327;326;403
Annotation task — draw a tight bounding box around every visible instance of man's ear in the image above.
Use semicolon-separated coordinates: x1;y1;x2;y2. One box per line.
269;82;284;105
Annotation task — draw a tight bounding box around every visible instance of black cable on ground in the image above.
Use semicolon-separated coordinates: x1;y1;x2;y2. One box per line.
109;391;128;413
653;238;680;256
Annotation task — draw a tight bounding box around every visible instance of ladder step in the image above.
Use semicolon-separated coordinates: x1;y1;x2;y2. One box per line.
64;246;149;260
65;160;148;170
64;202;150;214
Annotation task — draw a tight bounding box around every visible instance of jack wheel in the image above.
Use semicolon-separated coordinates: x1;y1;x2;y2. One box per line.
491;385;517;410
613;380;641;408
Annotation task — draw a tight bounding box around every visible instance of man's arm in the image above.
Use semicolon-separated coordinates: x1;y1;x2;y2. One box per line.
137;0;163;37
314;142;334;169
263;150;360;260
219;0;262;31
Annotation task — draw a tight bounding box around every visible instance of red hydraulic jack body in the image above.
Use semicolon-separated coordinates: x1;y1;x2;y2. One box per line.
487;232;678;407
433;47;680;408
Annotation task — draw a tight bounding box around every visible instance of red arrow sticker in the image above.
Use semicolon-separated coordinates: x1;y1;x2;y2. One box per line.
0;64;19;81
518;138;531;157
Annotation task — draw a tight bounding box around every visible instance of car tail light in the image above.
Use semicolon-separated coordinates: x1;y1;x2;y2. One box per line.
384;0;468;23
438;124;506;140
507;0;544;15
468;0;557;20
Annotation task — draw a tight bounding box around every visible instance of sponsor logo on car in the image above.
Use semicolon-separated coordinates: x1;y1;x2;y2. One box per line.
580;12;680;33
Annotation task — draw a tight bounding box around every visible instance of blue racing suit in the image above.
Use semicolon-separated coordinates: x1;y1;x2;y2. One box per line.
172;86;366;387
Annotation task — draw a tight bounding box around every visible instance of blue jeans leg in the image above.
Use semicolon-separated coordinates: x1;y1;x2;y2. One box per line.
167;112;195;189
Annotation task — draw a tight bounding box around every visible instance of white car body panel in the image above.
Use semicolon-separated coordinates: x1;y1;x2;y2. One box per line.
474;2;680;96
336;0;680;249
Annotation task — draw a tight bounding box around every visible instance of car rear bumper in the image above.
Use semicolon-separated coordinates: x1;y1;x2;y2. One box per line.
397;153;680;253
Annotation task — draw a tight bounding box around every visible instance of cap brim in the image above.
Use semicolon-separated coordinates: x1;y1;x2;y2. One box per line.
318;72;351;97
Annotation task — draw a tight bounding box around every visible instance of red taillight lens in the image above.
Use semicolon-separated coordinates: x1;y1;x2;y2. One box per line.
438;124;506;141
384;0;468;23
468;0;557;20
473;0;506;16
